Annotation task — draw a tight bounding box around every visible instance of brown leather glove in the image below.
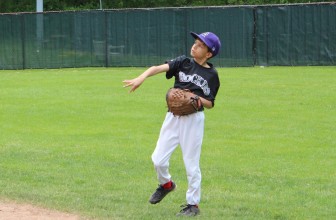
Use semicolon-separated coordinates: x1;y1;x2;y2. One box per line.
166;88;202;116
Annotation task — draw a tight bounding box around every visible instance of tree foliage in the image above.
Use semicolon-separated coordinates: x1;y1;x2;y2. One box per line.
0;0;333;13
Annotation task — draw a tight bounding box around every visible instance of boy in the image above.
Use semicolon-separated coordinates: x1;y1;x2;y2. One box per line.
123;31;221;216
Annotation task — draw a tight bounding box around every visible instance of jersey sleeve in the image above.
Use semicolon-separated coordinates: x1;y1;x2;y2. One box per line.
165;55;189;79
208;72;220;107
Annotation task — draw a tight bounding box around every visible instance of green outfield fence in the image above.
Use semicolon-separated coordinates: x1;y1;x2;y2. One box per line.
0;3;335;69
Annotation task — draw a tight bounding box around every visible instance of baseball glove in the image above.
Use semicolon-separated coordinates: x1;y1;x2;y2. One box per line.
166;88;202;116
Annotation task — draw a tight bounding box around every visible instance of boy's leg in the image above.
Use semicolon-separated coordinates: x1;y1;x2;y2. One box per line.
179;112;205;205
149;113;179;204
151;113;179;184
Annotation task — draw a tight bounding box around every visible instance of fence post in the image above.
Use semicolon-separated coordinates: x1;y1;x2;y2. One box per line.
21;14;26;69
252;6;257;66
104;10;108;67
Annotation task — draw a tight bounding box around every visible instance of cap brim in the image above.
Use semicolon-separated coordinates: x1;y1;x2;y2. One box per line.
190;32;211;50
190;32;200;40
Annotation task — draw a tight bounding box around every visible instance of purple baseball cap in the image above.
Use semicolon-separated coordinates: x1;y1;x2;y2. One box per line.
190;31;221;57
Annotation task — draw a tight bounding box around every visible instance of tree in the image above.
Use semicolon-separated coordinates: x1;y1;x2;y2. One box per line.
0;0;334;13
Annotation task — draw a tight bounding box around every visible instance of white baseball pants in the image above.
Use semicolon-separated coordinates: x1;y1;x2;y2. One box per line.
151;111;205;205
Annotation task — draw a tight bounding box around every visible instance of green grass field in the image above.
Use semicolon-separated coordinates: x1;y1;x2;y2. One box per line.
0;66;335;219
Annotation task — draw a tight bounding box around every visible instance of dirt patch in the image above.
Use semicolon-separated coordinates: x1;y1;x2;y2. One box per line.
0;201;81;220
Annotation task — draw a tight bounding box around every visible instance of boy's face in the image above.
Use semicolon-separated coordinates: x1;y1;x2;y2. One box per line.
190;39;213;60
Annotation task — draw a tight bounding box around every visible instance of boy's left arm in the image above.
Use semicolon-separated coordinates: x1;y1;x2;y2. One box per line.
199;97;213;109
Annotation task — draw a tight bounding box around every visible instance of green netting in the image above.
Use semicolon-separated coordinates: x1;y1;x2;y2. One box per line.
256;4;336;66
0;4;335;69
106;8;188;67
23;11;105;68
0;14;24;69
186;7;255;67
0;7;255;69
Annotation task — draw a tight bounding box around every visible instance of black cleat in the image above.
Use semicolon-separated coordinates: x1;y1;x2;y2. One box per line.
149;181;176;204
176;204;200;217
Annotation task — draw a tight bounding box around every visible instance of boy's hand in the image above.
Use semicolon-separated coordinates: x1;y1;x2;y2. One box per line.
123;64;169;93
122;76;145;93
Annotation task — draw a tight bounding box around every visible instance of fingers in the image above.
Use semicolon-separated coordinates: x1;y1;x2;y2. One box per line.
122;80;137;93
123;76;144;93
122;80;134;91
122;80;132;87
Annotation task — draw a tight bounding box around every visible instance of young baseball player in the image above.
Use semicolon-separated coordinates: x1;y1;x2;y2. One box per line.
123;31;221;216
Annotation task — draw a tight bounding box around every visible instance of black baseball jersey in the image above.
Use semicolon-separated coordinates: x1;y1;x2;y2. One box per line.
166;55;220;107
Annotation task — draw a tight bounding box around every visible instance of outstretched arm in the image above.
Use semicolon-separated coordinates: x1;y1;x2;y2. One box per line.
123;64;169;93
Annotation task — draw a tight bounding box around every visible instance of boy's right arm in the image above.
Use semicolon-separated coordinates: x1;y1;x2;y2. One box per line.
123;63;169;93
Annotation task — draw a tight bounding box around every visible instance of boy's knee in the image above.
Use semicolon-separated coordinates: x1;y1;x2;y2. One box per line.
151;154;160;166
152;155;167;168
